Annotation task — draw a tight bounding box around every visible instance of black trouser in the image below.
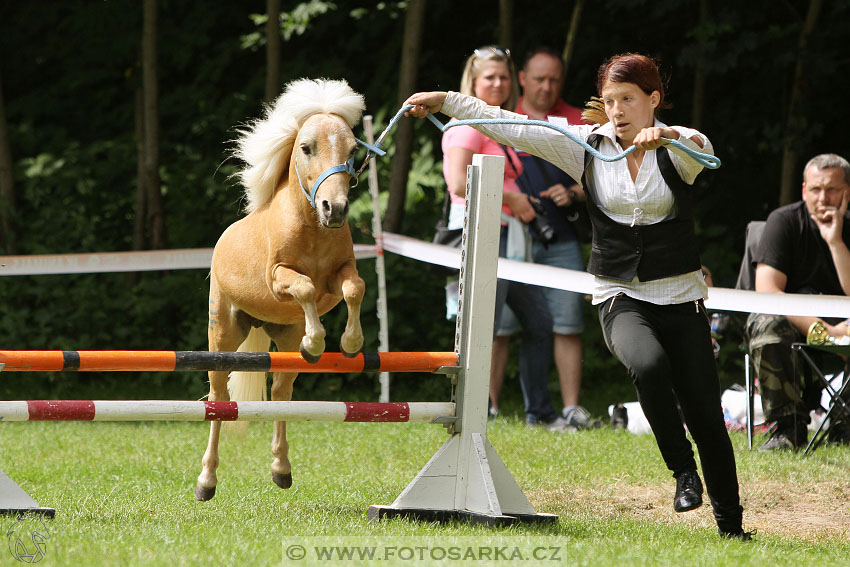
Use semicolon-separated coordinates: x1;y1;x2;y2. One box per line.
599;294;742;531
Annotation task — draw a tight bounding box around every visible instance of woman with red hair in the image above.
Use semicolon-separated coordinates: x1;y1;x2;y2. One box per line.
404;53;749;539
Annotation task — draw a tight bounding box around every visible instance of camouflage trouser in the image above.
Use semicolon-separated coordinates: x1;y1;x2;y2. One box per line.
745;313;822;422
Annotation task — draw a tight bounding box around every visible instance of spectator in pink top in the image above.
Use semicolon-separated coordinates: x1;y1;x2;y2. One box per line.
441;46;565;432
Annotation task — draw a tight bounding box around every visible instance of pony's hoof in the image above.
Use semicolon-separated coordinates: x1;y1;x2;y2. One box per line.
194;484;216;501
300;346;321;364
273;472;293;489
341;347;362;359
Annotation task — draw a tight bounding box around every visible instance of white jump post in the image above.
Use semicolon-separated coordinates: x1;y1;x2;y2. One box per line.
0;363;54;518
363;115;392;403
368;154;557;525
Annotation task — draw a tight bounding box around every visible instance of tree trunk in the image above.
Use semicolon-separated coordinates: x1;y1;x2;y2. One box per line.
133;89;147;251
779;0;822;205
0;72;16;254
265;0;281;102
498;0;513;50
143;0;166;249
383;0;426;233
690;0;708;131
561;0;584;78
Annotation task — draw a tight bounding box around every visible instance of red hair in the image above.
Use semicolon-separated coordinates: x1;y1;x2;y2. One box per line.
596;53;671;113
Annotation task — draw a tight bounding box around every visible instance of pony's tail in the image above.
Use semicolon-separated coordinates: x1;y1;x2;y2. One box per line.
224;327;270;433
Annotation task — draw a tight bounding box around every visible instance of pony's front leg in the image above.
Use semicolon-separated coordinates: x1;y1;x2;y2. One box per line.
334;261;365;358
270;371;297;489
270;265;325;363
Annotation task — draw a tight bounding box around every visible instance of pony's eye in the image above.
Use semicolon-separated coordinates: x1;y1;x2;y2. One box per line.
300;143;312;156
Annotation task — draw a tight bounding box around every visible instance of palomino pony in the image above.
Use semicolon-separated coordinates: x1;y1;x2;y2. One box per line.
195;79;367;501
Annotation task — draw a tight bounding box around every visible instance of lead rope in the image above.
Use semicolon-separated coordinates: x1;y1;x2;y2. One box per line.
354;104;721;180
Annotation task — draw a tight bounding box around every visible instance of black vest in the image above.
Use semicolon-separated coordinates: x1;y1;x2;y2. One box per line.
581;133;702;282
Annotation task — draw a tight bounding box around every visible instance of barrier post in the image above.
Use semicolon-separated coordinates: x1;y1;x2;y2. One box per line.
0;466;55;518
363;115;392;403
368;154;557;525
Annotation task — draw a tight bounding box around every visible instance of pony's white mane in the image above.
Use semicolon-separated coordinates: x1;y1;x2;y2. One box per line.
234;78;366;213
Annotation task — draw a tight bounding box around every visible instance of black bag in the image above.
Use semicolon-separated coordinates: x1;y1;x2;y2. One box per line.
522;152;593;243
433;225;462;248
429;192;462;276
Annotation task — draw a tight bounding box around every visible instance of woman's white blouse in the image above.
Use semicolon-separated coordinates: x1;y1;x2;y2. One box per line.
441;91;714;305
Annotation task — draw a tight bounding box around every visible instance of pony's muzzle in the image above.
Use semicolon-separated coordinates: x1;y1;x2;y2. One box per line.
320;198;349;228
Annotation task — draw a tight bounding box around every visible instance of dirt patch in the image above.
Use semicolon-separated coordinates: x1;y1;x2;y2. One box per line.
530;479;850;541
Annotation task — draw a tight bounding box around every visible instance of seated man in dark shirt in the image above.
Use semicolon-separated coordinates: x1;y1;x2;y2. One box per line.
747;153;850;450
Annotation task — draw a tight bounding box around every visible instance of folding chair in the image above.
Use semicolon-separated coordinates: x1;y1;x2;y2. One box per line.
735;221;766;450
792;343;850;455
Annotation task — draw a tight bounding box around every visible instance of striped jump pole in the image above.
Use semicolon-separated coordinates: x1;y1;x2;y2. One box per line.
0;400;455;423
0;350;457;374
0;156;555;525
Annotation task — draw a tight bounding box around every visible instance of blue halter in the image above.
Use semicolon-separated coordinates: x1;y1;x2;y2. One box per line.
296;138;385;209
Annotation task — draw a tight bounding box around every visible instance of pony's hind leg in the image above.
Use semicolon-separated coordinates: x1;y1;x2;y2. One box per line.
196;283;250;501
334;261;365;357
270;371;297;489
265;323;302;489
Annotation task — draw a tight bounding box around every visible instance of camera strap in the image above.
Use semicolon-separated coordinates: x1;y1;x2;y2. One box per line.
497;143;523;183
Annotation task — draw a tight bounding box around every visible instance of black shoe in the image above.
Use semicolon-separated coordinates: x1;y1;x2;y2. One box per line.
719;528;754;541
828;421;850;445
673;469;703;513
758;420;807;451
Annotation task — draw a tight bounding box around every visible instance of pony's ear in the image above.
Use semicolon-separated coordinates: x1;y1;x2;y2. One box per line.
233;78;366;213
280;78;366;129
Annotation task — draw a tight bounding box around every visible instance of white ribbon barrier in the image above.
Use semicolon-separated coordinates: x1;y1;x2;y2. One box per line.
0;245;378;276
381;232;850;318
2;235;847;318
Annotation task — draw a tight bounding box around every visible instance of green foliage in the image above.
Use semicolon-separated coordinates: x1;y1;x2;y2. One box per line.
1;0;849;405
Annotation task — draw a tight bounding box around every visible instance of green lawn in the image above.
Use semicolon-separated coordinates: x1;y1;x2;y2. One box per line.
1;418;848;566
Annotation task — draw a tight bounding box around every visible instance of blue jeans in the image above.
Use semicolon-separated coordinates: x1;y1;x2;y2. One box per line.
494;228;556;423
497;238;585;336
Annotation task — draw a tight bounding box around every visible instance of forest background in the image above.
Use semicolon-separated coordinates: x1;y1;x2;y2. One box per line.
0;0;847;413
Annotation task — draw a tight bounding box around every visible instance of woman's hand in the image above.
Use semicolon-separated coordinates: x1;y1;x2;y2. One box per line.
503;192;536;223
403;92;448;118
826;319;850;339
632;127;679;151
540;183;581;207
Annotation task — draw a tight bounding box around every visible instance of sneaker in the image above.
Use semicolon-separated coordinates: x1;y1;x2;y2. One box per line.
562;406;603;431
488;407;500;421
543;416;568;433
758;422;807;452
526;416;568;433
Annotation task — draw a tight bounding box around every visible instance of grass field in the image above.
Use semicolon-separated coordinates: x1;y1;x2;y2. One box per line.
1;417;848;566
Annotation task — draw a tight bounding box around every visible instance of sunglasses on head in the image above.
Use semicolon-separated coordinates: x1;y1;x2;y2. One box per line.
474;46;511;59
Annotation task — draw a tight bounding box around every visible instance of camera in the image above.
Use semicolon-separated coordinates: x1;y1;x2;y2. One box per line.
527;198;558;247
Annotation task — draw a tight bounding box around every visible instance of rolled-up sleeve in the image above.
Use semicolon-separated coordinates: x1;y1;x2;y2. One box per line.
667;126;714;185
